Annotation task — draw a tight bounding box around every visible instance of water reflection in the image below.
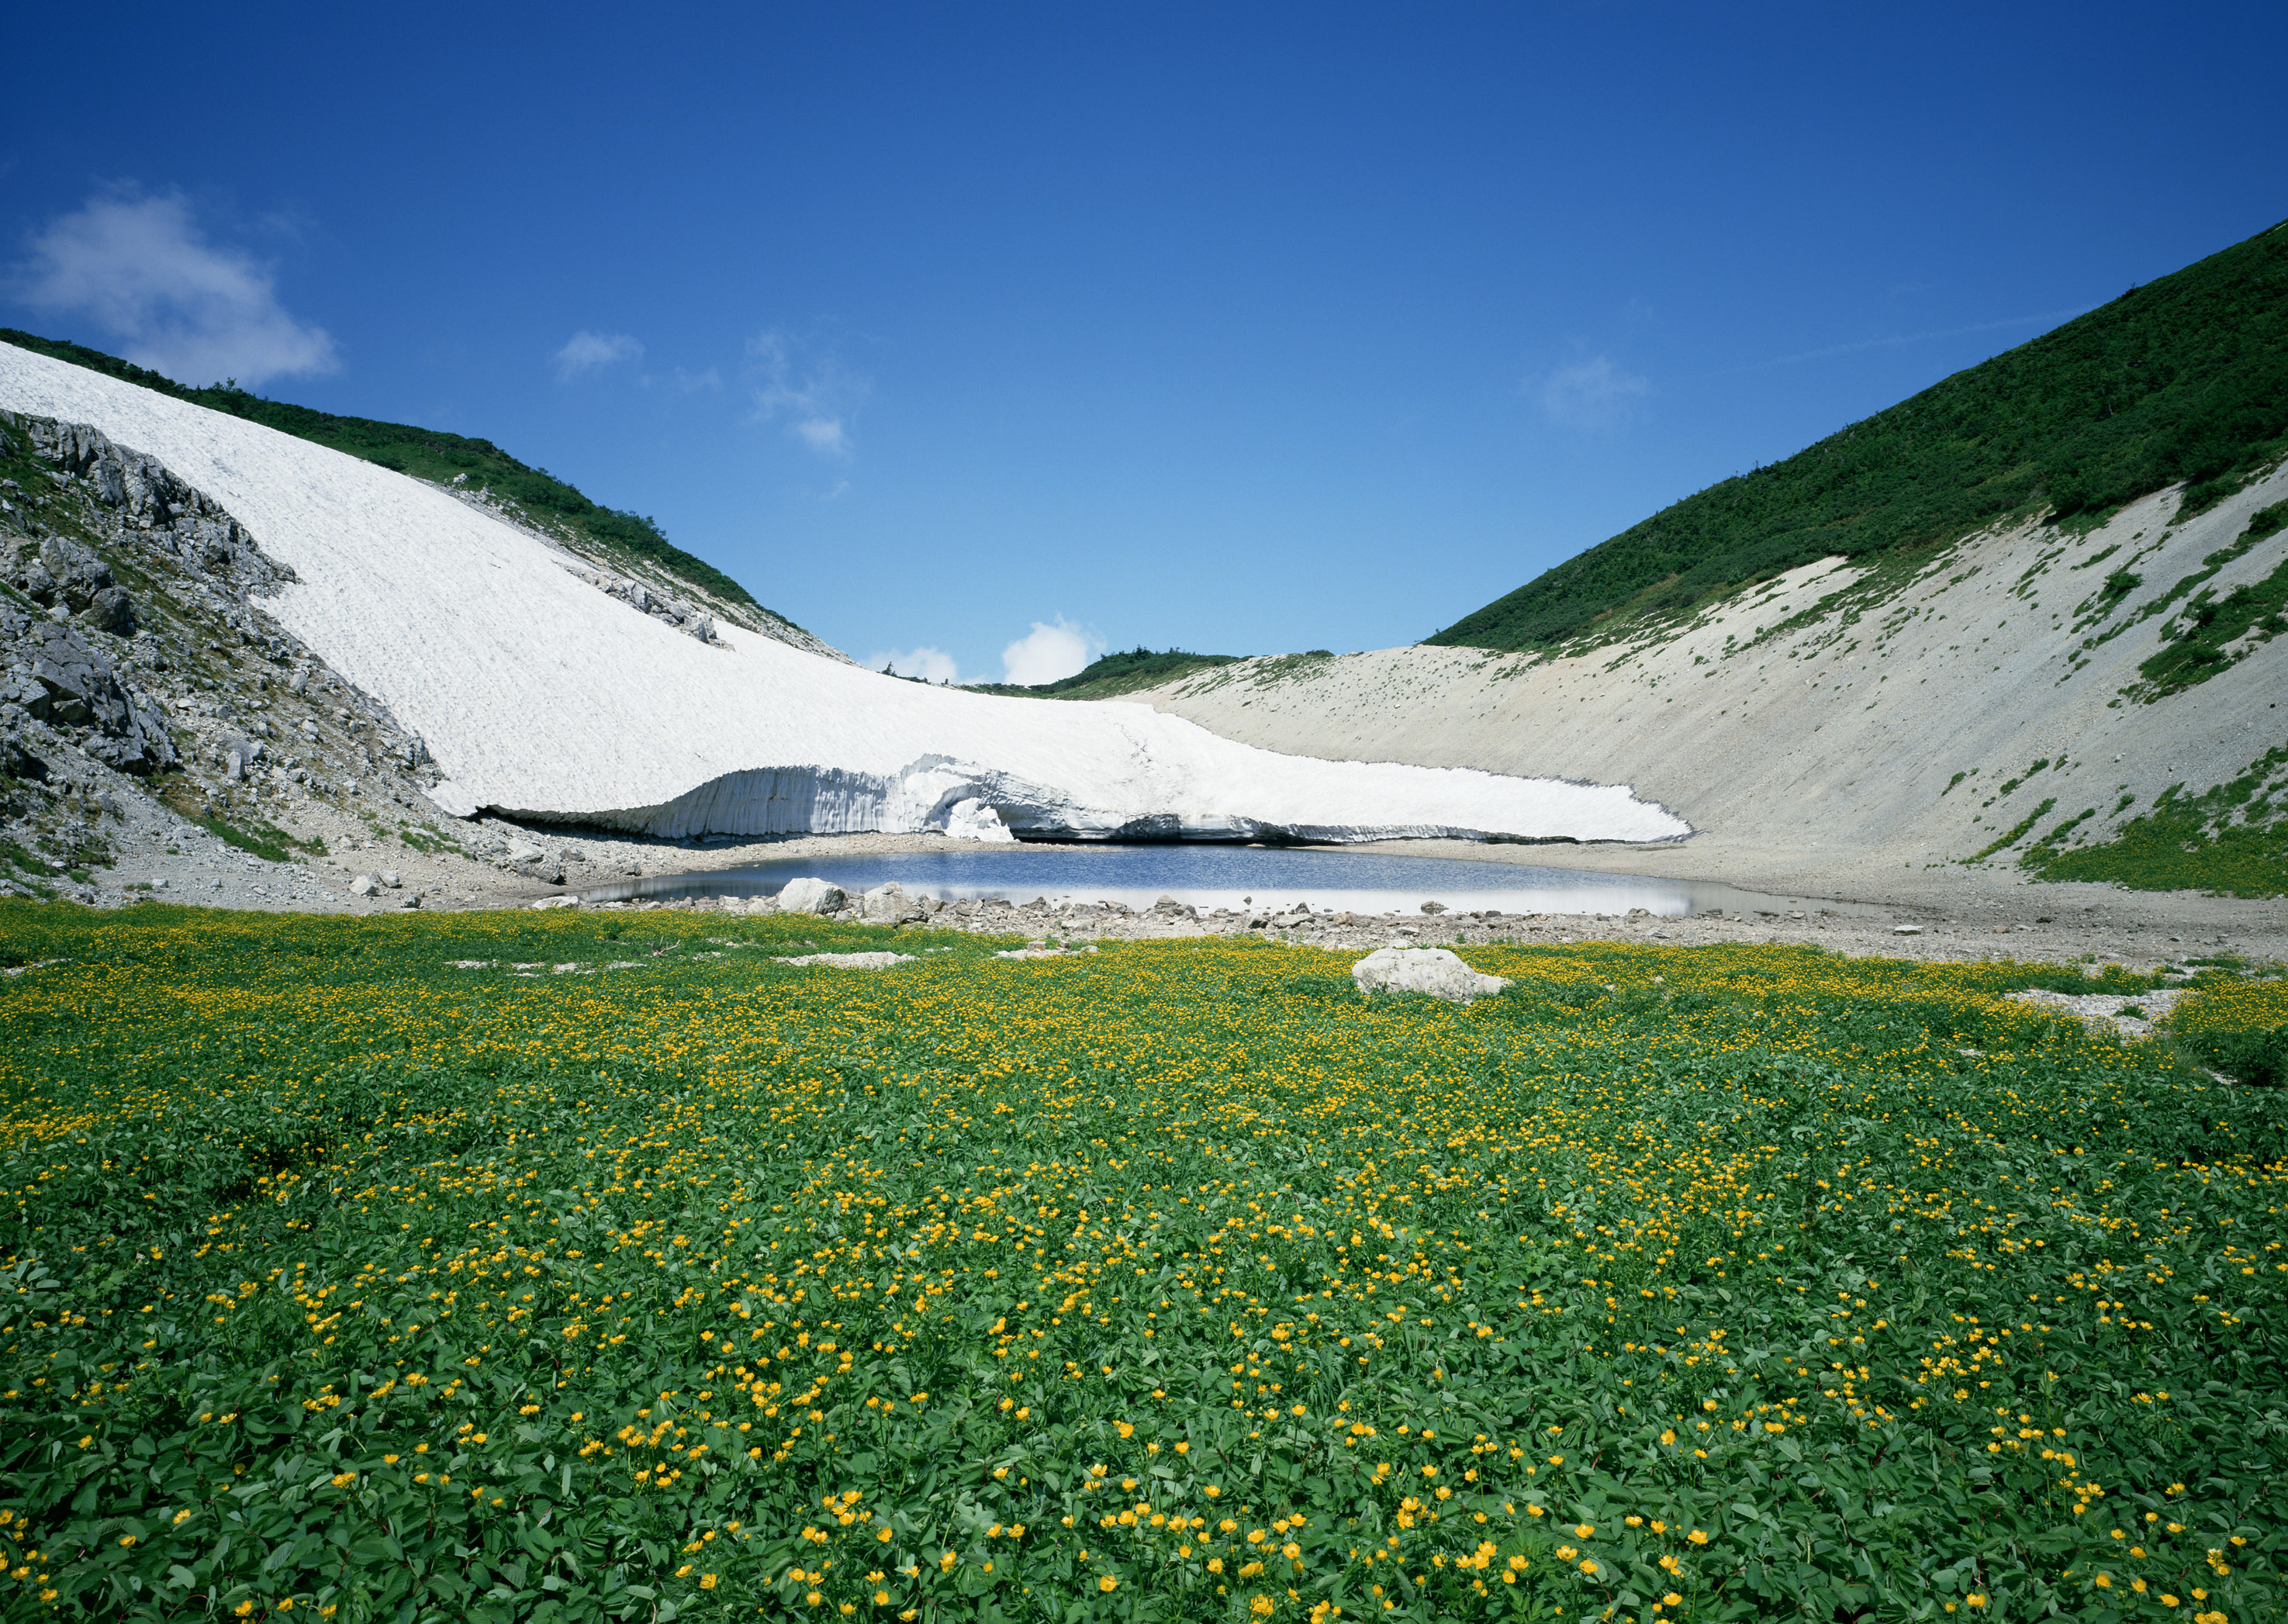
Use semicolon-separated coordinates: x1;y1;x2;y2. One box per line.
576;845;1878;917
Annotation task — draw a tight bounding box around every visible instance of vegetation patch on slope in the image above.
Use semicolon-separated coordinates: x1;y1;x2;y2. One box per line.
1432;219;2288;652
2124;499;2288;700
2022;743;2288;897
0;330;782;622
0;904;2281;1620
963;646;1242;700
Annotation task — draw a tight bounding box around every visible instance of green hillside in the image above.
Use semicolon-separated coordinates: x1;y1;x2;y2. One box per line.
1432;218;2288;652
961;646;1241;700
0;329;776;618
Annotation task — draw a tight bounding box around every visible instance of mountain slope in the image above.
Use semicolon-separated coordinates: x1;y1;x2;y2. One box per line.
0;328;834;653
1128;468;2288;894
1433;218;2288;653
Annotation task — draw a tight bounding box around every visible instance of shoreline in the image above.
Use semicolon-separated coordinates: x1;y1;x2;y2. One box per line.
38;802;2287;972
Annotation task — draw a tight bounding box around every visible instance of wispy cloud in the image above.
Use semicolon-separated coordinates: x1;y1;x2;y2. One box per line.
748;330;869;460
1746;306;2093;371
868;645;961;685
9;188;337;387
553;329;643;381
1000;616;1103;686
1534;356;1649;430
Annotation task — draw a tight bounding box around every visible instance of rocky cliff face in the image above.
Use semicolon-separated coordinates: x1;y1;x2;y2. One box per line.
0;411;444;900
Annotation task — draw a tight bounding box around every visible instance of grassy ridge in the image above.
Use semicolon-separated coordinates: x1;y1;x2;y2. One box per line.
963;646;1243;700
0;903;2280;1621
0;330;771;617
1433;219;2288;652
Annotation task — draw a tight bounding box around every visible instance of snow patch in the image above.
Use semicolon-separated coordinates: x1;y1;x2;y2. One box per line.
0;340;1688;846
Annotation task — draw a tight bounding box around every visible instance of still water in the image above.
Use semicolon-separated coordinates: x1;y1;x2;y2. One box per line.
577;845;1879;917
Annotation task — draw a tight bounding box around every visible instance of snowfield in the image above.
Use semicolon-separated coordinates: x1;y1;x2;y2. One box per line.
0;341;1687;845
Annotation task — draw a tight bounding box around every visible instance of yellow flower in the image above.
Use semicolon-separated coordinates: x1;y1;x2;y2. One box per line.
700;1574;717;1590
1099;1575;1119;1593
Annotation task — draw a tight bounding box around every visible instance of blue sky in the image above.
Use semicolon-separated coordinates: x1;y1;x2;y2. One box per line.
4;2;2283;683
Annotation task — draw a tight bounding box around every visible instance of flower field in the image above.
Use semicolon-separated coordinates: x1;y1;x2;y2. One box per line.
0;904;2281;1623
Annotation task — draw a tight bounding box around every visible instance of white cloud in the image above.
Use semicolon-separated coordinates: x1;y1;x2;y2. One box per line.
793;417;850;456
554;329;643;380
1001;616;1103;687
748;330;868;459
9;189;337;387
868;645;960;685
1536;355;1649;429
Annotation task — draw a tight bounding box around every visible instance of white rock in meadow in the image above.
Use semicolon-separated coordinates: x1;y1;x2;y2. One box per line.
776;877;845;915
1351;947;1510;1004
776;951;914;969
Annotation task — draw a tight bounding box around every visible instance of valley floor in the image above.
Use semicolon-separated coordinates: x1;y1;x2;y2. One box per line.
16;788;2286;978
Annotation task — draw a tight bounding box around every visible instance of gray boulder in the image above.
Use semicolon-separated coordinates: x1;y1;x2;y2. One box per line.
1351;947;1511;1004
36;536;111;609
81;585;134;633
1;609;174;772
776;876;846;915
349;873;381;897
861;882;924;924
0;738;49;782
496;838;564;885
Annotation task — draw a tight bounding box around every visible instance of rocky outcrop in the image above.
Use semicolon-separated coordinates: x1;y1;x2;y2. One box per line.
19;416;292;605
0;408;448;858
0;606;175;773
25;535;132;631
569;567;721;645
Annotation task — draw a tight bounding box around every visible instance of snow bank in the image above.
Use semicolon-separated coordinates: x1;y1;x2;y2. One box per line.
0;342;1688;845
